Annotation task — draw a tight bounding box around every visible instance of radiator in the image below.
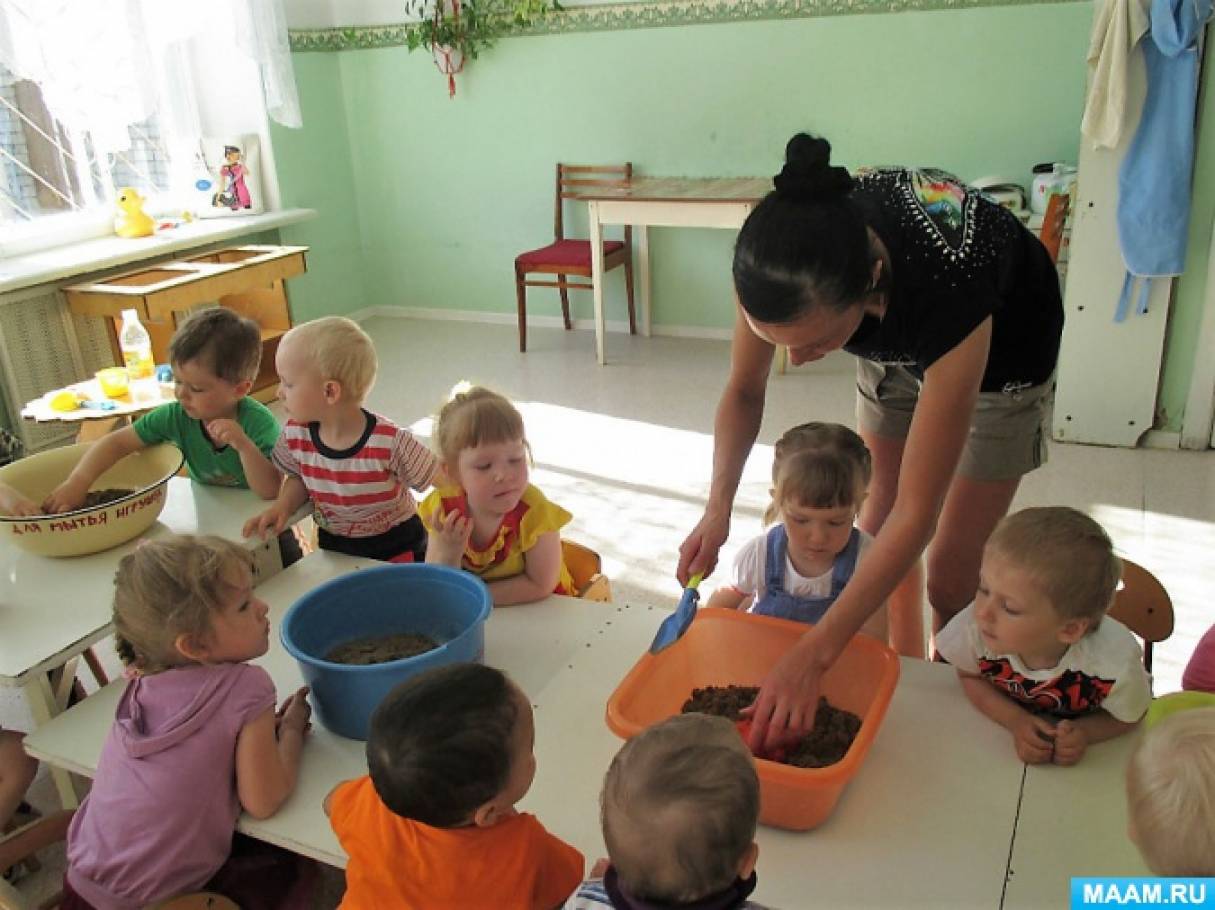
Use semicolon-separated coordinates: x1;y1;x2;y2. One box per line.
0;286;116;453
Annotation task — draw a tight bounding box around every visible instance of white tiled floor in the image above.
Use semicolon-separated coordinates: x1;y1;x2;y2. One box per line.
5;314;1213;906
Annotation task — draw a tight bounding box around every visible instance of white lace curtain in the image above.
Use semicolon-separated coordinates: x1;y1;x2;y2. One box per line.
0;0;300;159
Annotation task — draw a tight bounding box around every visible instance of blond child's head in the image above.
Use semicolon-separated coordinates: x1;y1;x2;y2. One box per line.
113;534;264;674
1126;707;1215;876
169;307;262;385
433;386;533;516
986;507;1121;626
601;714;759;903
975;508;1121;663
275;317;377;419
764;422;871;525
434;385;527;467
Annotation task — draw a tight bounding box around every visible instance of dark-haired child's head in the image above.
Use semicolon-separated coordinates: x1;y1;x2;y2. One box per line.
601;714;759;903
169;307;262;385
367;663;535;829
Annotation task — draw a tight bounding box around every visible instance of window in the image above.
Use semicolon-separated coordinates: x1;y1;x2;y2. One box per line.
0;61;175;248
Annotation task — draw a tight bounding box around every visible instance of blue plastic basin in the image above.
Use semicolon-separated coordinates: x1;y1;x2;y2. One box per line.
280;564;492;740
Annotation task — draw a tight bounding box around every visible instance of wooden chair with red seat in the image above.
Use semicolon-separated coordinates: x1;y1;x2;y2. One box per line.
1108;557;1174;673
513;164;636;353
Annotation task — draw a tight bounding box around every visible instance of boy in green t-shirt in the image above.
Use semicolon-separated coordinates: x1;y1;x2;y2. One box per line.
44;308;282;512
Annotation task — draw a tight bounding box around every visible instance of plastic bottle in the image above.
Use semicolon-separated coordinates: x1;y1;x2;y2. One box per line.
119;308;156;402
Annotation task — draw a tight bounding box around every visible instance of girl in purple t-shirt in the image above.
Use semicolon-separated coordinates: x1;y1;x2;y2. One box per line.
62;535;313;910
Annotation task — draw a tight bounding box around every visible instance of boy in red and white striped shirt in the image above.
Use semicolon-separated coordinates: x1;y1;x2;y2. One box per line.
243;317;438;562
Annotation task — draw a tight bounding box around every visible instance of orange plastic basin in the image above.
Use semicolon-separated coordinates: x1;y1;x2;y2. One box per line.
606;607;900;831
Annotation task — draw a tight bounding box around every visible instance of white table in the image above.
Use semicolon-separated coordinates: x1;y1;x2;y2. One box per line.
1;477;301;805
527;605;1026;908
23;551;1068;907
581;178;770;365
1002;731;1148;910
23;551;614;863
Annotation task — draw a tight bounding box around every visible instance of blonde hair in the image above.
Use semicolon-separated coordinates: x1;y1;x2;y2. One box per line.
1126;707;1215;875
283;317;377;402
434;385;527;467
764;422;871;524
601;714;758;903
112;534;255;674
985;507;1121;624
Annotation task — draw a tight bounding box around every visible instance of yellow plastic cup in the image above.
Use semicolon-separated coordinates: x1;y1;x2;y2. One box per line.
95;367;130;398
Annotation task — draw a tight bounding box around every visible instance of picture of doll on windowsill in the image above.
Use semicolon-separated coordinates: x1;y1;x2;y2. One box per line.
195;136;264;219
213;145;251;210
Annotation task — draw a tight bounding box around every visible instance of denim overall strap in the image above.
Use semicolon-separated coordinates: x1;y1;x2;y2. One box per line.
752;526;859;625
829;528;863;597
762;524;788;595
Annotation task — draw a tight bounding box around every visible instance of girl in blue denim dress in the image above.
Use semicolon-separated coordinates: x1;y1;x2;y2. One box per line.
705;422;887;642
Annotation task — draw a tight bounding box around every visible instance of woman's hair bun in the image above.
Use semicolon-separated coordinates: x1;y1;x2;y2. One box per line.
773;133;853;204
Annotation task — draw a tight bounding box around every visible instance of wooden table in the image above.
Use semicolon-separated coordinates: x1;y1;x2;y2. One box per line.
579;178;771;365
21;550;1143;908
1;477;301;806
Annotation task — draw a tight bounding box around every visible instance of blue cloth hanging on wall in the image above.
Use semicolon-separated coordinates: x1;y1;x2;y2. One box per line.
1115;0;1213;321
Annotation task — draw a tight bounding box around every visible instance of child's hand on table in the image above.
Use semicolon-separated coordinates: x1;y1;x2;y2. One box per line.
1013;713;1056;765
1050;719;1087;766
206;419;254;452
42;478;88;515
276;686;312;738
428;507;472;567
243;503;293;540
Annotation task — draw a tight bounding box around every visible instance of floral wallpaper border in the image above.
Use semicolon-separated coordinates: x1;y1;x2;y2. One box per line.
289;0;1079;50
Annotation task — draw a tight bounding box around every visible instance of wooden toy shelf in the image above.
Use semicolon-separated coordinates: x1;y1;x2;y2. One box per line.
62;244;308;401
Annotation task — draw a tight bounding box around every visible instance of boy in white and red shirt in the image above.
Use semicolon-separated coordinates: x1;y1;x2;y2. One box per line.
243;317;438;562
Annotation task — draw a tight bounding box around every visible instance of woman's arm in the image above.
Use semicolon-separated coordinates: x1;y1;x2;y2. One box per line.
677;304;774;585
488;531;562;606
746;318;992;750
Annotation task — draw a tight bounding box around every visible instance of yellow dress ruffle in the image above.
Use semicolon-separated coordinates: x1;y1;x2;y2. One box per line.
419;484;575;595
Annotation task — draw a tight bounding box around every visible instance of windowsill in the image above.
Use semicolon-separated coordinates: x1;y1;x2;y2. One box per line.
0;209;318;295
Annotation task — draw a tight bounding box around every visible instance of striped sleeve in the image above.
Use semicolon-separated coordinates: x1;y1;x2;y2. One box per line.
388;428;438;492
272;421;304;477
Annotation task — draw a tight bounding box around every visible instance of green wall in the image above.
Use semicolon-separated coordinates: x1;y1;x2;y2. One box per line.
275;4;1093;334
271;53;368;321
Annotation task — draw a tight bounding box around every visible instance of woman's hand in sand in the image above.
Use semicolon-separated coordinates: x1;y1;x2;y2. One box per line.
742;631;829;754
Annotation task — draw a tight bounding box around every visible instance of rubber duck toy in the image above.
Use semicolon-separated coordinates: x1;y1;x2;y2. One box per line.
114;187;155;238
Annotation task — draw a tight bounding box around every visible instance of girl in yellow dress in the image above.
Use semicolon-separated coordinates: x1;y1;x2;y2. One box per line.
420;386;575;605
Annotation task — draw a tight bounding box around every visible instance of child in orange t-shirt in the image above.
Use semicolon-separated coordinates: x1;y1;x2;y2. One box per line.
324;663;584;910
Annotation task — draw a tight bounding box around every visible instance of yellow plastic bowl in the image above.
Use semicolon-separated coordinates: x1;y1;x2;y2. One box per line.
0;443;184;557
95;367;130;398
